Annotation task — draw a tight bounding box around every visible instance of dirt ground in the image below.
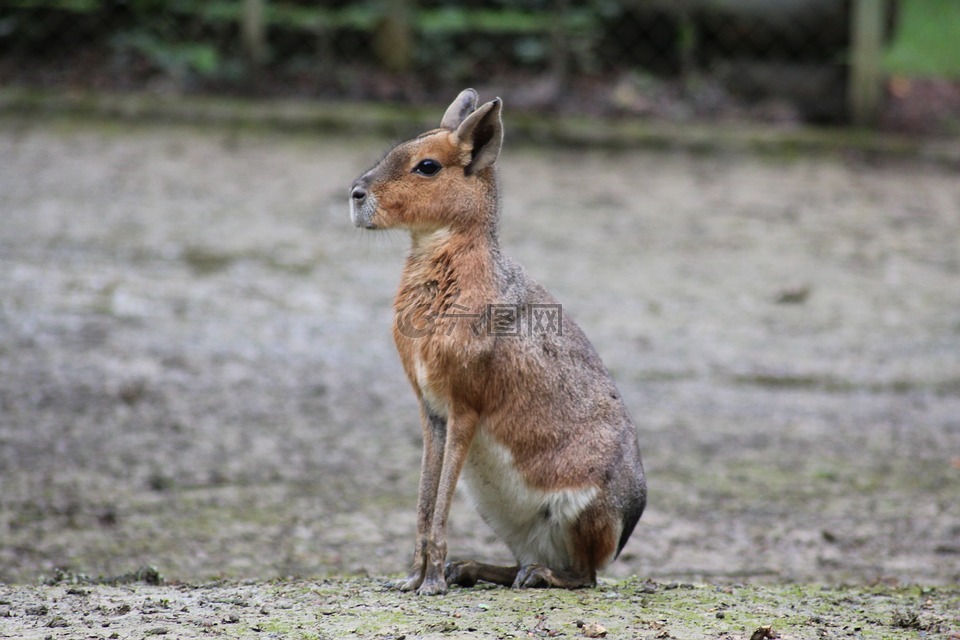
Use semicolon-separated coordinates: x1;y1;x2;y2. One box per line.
0;112;959;635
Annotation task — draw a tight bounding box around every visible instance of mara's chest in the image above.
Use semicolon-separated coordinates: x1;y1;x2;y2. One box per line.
393;284;494;419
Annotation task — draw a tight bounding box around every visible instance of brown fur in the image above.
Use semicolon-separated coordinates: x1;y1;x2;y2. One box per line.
349;89;646;595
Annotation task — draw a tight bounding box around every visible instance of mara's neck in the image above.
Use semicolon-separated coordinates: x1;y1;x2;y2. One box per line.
406;224;498;281
398;224;500;319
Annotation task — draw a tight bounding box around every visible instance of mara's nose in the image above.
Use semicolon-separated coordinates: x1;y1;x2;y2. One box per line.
351;184;367;203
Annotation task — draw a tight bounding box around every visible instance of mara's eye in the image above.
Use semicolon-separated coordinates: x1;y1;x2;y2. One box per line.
412;159;442;176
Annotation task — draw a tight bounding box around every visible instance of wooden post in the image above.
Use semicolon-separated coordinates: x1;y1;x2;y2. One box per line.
242;0;268;69
549;0;571;95
375;0;414;73
848;0;886;126
676;0;698;94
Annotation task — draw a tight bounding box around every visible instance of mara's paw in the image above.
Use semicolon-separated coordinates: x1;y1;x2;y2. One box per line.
513;564;553;589
415;575;448;596
513;564;596;589
444;560;479;588
394;571;424;592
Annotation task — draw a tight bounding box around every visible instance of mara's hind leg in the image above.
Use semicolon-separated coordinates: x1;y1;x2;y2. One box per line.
444;561;595;589
514;564;596;589
446;500;621;590
445;560;519;587
445;560;594;589
510;500;619;590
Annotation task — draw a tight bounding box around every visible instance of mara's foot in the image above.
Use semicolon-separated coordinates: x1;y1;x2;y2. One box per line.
415;573;447;596
445;560;519;588
513;564;595;589
394;570;424;593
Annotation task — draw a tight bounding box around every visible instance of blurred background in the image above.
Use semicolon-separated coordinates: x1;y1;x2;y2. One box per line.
1;0;959;132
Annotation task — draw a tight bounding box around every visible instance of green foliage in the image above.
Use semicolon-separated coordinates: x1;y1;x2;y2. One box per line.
5;0;99;10
112;31;222;78
884;0;960;78
8;0;960;83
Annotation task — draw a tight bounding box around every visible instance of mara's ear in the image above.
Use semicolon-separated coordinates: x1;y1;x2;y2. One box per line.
455;98;503;176
440;88;479;130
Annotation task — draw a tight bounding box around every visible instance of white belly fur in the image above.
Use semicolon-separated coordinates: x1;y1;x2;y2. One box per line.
415;356;449;418
460;428;599;569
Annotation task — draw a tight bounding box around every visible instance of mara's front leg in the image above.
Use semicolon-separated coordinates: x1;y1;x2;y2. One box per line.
417;409;479;596
397;405;446;592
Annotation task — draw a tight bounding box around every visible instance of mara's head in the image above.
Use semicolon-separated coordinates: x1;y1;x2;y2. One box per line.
350;89;503;233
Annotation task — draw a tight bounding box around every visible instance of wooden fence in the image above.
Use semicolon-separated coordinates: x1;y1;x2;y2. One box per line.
233;0;890;125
